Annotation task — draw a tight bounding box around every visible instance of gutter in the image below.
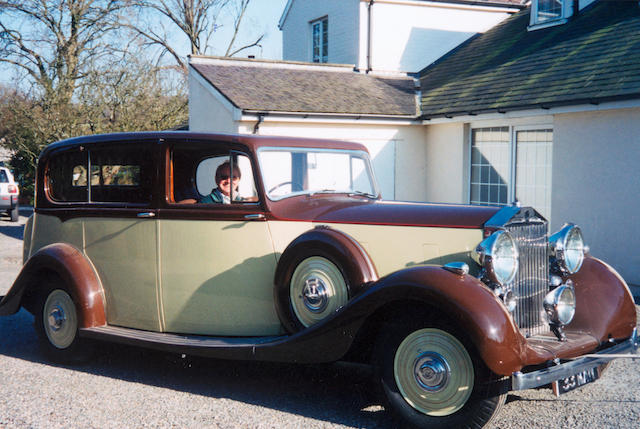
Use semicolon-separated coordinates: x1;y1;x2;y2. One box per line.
420;93;640;121
242;109;418;122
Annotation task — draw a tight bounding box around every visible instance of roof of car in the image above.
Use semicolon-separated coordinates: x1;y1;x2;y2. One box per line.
40;131;370;160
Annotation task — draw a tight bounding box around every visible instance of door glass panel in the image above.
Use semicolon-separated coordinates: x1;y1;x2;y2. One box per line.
515;129;553;220
470;127;510;206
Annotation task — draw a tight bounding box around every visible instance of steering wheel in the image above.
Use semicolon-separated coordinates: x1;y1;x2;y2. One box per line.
268;181;293;195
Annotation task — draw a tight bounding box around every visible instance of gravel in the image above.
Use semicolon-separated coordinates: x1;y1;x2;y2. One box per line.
1;210;639;428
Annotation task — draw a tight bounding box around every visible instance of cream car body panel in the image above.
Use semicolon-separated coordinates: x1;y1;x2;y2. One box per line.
266;221;313;259
324;224;482;277
84;217;160;331
29;214;84;258
266;220;482;278
159;219;281;336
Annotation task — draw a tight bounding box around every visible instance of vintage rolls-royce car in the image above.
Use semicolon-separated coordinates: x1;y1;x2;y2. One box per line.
0;132;637;428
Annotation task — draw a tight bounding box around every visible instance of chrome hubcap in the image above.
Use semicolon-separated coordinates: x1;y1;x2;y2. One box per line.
48;305;67;331
289;256;349;328
302;277;328;313
43;289;78;349
414;352;450;392
394;328;474;417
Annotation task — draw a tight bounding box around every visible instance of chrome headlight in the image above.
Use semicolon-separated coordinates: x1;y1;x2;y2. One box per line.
543;283;576;326
550;224;585;274
476;230;519;286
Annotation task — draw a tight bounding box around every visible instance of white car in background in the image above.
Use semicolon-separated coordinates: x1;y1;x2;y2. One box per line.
0;165;19;222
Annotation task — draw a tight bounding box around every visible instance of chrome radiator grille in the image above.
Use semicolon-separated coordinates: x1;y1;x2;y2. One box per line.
505;220;549;336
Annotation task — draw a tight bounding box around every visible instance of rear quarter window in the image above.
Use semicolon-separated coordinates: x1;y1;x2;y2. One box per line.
47;143;154;204
0;169;7;183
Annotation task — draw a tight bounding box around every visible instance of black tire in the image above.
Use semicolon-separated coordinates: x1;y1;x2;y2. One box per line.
375;323;507;429
277;251;351;332
34;283;92;364
10;204;19;222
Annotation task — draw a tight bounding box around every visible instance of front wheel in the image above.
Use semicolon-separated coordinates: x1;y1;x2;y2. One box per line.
35;285;92;363
376;326;506;429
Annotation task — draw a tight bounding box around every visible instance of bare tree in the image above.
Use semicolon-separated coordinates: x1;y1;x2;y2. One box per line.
0;0;126;106
129;0;263;73
224;0;263;57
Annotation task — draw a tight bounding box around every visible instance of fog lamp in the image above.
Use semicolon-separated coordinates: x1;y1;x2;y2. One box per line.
544;283;576;326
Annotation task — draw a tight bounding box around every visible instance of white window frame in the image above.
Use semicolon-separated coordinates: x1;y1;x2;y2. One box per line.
529;0;569;30
468;124;554;217
310;17;328;63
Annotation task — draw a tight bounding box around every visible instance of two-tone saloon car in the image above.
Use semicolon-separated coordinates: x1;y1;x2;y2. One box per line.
0;132;637;428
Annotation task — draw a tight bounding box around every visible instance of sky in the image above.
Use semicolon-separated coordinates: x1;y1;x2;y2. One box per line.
0;0;289;87
227;0;289;60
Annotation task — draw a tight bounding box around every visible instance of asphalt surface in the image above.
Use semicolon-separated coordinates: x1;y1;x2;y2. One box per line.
1;209;639;428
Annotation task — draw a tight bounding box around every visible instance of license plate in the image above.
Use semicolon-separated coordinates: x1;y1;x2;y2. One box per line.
551;365;601;396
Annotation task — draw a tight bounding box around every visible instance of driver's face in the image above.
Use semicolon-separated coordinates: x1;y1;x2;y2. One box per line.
216;165;239;197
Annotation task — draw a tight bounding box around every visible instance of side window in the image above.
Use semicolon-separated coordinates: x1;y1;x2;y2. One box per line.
0;169;8;183
47;144;153;204
48;150;89;202
89;144;153;203
171;145;257;205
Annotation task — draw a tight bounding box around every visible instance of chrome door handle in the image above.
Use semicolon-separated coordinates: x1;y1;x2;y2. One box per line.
137;212;156;218
244;214;265;220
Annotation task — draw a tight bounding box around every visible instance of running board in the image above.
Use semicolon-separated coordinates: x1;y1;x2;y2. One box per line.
81;325;287;360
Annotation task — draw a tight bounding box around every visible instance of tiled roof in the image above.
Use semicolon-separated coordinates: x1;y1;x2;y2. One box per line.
419;1;640;119
191;58;418;117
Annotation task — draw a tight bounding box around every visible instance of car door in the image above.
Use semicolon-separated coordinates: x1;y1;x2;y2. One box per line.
82;141;161;332
158;141;280;336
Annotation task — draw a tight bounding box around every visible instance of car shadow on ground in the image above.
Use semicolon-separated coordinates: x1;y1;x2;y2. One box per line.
0;207;30;239
0;222;24;240
0;309;393;428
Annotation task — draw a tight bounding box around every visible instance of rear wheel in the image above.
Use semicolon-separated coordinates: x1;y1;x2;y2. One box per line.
35;284;92;363
376;326;506;429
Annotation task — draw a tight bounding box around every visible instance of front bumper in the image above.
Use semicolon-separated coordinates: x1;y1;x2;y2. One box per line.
512;327;638;391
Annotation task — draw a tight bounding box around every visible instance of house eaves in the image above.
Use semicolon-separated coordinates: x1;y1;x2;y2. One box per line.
419;1;640;120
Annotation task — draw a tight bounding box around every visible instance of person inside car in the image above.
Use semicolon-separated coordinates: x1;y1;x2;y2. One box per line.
199;161;243;204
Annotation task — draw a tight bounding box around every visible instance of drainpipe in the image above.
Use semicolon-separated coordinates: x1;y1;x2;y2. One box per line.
252;112;266;134
572;0;579;19
367;0;374;73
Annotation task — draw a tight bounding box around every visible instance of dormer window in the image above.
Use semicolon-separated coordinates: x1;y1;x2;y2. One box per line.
530;0;569;30
311;17;328;63
537;0;563;23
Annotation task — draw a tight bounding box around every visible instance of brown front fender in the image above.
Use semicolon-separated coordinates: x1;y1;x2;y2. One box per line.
0;243;106;328
359;267;529;375
567;256;637;341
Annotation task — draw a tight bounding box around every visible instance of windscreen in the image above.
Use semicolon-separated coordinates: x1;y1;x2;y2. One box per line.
258;148;378;200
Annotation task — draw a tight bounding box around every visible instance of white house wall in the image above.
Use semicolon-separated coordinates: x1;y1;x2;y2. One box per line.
280;0;360;65
423;123;467;204
552;107;640;284
237;119;427;201
189;73;238;134
366;1;514;72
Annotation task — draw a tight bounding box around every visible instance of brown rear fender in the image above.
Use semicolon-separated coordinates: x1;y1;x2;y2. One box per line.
273;226;379;332
0;243;106;328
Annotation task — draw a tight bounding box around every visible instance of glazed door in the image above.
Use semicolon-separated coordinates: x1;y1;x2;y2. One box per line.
158;147;280;336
